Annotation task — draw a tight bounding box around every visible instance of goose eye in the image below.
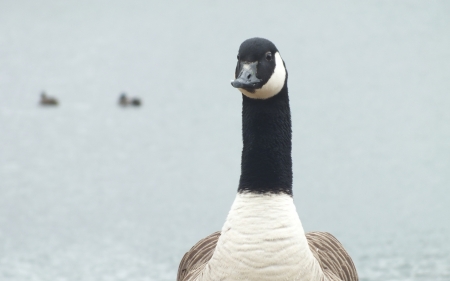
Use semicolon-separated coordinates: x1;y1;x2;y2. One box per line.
265;52;272;61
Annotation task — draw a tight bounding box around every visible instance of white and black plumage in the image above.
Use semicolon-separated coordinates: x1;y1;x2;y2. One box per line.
177;38;358;281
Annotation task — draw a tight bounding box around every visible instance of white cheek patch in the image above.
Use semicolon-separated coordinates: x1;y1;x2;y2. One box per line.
239;52;286;100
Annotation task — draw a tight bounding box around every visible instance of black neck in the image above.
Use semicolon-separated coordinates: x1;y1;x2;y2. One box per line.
238;84;292;195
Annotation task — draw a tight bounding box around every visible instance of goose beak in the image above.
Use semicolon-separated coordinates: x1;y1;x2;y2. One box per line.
231;61;262;92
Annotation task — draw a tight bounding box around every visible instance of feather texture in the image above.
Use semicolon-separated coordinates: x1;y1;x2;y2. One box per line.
177;231;358;281
306;232;358;281
177;232;221;281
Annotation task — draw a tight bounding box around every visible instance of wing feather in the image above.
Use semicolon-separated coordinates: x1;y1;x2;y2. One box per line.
306;231;358;281
177;231;221;281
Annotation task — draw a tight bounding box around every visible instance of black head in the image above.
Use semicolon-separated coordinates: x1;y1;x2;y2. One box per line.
231;38;287;100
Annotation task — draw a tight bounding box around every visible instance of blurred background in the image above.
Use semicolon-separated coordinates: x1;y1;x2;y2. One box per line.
1;0;449;280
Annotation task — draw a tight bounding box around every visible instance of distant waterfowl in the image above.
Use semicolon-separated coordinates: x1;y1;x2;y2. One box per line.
177;38;358;281
118;93;141;107
39;92;59;106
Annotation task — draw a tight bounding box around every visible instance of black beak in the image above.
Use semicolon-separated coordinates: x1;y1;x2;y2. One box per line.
231;61;262;91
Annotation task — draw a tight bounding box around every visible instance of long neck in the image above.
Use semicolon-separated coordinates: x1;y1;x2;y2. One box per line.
238;85;292;195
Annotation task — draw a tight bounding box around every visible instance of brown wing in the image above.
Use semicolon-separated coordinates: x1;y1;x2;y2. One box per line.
177;231;221;281
306;232;358;281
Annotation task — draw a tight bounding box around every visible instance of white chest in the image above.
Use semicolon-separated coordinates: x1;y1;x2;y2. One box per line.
197;193;323;281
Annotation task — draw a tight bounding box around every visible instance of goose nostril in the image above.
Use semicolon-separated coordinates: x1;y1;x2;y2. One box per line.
247;74;251;79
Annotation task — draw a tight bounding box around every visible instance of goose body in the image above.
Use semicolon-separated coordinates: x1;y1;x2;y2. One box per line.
178;38;358;281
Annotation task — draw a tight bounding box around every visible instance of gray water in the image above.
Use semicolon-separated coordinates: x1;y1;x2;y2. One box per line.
1;1;450;280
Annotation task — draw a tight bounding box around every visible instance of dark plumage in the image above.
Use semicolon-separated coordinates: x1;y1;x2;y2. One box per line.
239;85;292;195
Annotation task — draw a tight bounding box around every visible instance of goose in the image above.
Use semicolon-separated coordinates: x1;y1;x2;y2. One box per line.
39;92;59;106
177;38;358;281
118;92;141;107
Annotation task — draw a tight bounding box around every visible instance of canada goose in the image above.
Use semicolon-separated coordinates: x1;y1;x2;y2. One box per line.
118;93;141;107
39;92;59;106
177;38;358;281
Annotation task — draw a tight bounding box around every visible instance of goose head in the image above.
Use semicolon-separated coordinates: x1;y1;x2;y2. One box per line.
231;37;287;100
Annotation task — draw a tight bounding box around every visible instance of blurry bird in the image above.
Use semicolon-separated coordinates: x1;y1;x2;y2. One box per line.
118;92;141;107
39;92;59;106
